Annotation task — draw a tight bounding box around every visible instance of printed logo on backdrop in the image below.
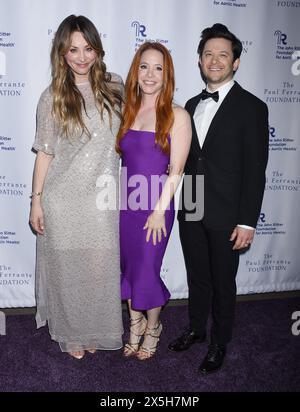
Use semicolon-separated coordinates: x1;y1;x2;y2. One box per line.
264;81;300;103
265;170;300;192
131;21;170;52
277;1;300;8
0;175;27;197
212;0;247;8
0;31;26;96
255;212;286;237
0;31;15;76
269;126;297;152
245;253;291;274
274;30;300;62
0;31;14;48
0;230;20;246
48;28;108;39
241;39;253;54
0;264;33;287
47;28;108;48
0;80;25;97
0;135;16;152
131;21;147;39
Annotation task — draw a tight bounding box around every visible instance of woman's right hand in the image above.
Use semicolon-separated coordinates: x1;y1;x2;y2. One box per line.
30;200;45;235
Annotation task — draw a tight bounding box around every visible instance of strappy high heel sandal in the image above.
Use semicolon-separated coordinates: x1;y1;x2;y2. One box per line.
136;321;162;360
123;315;147;357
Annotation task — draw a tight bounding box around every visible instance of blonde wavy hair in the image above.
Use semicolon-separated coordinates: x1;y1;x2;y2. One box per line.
50;15;122;137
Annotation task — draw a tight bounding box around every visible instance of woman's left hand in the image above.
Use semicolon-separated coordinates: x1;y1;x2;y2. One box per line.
143;211;167;245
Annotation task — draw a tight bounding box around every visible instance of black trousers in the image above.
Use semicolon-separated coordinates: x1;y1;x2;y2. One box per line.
179;219;240;345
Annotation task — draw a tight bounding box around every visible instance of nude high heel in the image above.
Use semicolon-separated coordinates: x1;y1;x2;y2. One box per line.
123;315;147;357
136;321;162;360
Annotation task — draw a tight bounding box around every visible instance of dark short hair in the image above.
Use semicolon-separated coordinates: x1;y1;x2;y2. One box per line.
197;23;243;61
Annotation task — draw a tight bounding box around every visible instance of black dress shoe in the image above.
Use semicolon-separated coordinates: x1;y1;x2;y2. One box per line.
198;344;226;375
168;327;206;352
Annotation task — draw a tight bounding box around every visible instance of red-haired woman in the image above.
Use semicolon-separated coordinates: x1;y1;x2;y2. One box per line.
116;42;192;360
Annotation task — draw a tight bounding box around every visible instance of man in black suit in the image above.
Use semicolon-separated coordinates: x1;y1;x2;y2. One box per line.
168;24;269;374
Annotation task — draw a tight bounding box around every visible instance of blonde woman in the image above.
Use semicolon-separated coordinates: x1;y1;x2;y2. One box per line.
30;15;123;359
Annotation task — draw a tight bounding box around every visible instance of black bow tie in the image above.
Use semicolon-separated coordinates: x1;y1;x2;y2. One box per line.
200;89;219;102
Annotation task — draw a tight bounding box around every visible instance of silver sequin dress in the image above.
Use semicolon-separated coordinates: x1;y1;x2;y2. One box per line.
33;75;123;352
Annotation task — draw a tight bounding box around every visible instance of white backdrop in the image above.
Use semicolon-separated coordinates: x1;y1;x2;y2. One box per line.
0;0;299;307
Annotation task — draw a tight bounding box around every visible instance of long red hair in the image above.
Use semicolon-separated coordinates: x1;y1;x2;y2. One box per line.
116;42;175;154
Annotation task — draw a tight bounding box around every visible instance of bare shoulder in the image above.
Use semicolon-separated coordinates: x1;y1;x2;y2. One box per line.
170;105;192;141
172;105;191;127
173;105;190;120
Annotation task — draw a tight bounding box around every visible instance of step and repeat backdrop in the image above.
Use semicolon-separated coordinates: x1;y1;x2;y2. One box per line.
0;0;299;307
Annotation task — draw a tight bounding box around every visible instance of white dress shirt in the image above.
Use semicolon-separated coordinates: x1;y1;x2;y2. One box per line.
193;79;254;230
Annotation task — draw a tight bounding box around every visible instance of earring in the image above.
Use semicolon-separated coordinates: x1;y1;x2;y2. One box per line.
137;83;140;95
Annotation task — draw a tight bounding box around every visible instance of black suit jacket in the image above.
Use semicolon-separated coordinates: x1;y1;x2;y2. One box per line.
178;82;269;230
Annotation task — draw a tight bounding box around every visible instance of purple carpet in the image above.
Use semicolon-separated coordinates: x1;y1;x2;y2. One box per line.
0;297;299;392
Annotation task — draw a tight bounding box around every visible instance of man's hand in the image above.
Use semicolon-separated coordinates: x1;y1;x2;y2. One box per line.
230;226;254;250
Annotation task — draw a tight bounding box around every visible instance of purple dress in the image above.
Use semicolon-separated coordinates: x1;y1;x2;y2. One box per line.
120;129;175;310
